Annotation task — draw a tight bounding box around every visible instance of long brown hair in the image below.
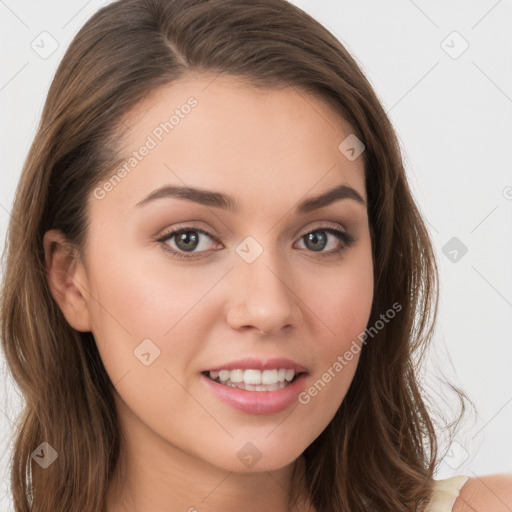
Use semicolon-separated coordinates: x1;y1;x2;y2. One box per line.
0;0;469;510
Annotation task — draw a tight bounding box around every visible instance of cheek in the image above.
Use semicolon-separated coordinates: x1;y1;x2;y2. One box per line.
83;234;211;381
297;247;373;416
87;227;209;327
306;248;374;345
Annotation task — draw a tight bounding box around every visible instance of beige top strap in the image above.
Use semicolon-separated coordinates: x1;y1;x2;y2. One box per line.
424;475;470;512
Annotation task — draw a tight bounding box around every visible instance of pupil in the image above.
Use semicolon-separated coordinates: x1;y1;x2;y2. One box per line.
306;231;326;251
176;231;198;251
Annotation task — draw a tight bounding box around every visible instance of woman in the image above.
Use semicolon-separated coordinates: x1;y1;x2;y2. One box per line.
1;0;510;510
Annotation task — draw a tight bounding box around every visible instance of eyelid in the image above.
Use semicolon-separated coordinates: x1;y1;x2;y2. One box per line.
157;220;350;239
295;220;349;238
156;222;220;244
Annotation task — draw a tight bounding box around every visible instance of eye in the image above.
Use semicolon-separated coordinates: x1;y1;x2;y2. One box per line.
157;225;219;259
156;224;356;259
295;226;356;258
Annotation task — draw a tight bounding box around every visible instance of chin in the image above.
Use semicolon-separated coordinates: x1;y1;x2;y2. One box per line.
204;443;304;473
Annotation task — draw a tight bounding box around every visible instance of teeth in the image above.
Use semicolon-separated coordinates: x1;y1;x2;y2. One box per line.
229;369;244;383
222;380;288;392
219;370;231;382
207;368;299;387
244;369;263;385
261;369;278;385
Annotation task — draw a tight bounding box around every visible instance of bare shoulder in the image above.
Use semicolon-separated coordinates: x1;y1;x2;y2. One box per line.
453;473;512;512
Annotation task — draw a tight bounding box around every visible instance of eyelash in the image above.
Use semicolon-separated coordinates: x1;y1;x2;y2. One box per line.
156;224;356;260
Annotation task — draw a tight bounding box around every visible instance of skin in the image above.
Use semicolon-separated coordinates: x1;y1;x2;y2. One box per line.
454;474;512;511
43;73;372;512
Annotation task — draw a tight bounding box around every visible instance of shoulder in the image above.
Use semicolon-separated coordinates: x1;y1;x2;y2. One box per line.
453;473;512;512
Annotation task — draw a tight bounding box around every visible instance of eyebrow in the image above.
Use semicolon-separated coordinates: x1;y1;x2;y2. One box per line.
135;182;366;214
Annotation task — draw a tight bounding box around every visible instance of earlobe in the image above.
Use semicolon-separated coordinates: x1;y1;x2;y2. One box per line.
43;229;92;332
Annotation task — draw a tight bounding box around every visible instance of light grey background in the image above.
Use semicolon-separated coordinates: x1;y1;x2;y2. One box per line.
1;0;511;508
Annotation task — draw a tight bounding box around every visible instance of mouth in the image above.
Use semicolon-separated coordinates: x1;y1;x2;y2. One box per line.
200;367;310;414
201;368;306;392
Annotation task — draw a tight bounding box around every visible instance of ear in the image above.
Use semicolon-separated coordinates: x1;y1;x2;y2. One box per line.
43;229;92;332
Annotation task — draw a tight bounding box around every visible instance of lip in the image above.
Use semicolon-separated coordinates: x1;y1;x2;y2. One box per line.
201;372;308;414
203;357;308;373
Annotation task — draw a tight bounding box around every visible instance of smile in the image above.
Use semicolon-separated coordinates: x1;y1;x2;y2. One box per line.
204;368;300;391
201;370;308;414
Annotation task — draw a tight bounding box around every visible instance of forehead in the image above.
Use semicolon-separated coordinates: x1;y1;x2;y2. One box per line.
95;74;366;215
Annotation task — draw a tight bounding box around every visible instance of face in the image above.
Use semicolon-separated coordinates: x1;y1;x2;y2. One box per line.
47;74;374;475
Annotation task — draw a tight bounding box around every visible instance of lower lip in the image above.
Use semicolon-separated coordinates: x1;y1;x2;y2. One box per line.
201;373;308;415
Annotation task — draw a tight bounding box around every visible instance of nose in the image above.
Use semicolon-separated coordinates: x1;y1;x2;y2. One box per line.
225;245;303;336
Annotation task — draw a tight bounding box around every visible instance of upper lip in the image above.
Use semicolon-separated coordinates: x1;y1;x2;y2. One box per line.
202;357;308;373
